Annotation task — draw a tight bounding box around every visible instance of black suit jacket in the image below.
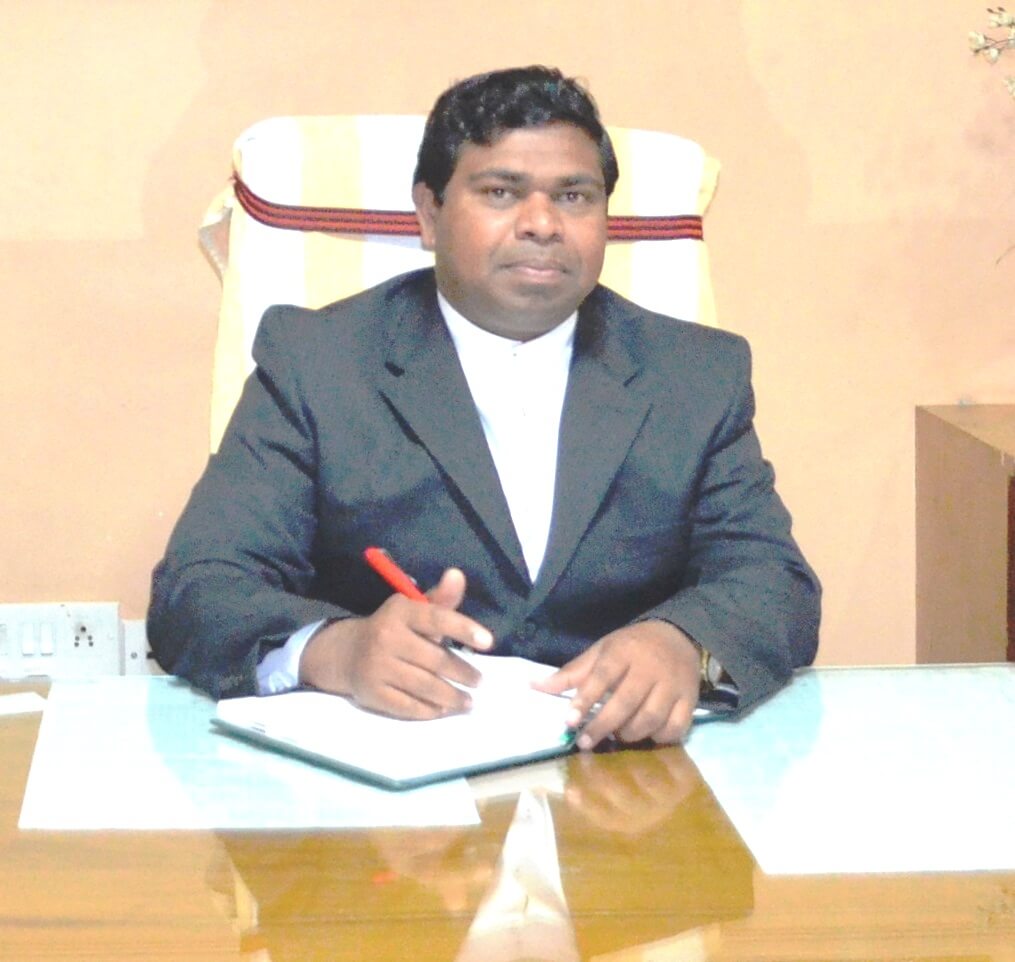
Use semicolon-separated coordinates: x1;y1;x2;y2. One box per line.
148;269;819;703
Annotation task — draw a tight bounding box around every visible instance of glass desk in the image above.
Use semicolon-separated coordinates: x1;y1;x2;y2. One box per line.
1;665;1013;961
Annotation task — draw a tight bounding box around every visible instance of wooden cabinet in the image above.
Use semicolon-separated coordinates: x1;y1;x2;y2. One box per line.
915;405;1015;663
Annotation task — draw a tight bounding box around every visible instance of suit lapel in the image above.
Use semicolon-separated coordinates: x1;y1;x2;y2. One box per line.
377;274;529;582
530;290;652;607
375;275;650;601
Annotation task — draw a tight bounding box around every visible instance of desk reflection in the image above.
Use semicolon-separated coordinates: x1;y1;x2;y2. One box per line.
216;746;754;961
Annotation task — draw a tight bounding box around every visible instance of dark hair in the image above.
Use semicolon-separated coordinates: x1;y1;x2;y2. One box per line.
413;65;619;202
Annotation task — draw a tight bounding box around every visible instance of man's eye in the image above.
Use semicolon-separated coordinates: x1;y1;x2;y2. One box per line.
560;190;590;204
484;186;512;201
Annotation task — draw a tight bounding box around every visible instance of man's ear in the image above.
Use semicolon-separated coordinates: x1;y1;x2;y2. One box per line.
412;182;439;252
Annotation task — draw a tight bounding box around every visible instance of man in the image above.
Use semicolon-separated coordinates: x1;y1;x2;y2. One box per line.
149;66;820;749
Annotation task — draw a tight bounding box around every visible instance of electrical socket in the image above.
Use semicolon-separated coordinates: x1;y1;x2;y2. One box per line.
0;603;122;680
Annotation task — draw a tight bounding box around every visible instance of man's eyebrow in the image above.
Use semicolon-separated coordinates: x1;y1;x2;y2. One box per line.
466;169;605;188
466;168;527;184
556;174;605;189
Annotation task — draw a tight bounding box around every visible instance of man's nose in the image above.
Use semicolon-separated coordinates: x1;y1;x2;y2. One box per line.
515;192;562;242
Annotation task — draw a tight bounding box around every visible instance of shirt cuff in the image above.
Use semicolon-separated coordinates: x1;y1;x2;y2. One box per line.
255;619;325;694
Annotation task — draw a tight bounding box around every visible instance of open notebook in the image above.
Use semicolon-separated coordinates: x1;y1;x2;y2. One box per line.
213;651;735;790
213;653;576;790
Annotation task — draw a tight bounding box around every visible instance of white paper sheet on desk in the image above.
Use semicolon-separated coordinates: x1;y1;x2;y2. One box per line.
0;691;45;715
18;677;479;830
684;664;1015;875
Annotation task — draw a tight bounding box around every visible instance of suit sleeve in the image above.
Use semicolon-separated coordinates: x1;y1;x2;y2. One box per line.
637;338;821;711
147;308;351;698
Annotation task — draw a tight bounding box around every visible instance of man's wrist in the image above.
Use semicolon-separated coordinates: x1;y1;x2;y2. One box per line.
298;617;356;694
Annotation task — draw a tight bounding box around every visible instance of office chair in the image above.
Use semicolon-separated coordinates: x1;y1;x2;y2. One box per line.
200;115;720;449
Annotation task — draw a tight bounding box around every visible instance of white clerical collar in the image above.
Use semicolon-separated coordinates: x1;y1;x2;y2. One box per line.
436;292;577;361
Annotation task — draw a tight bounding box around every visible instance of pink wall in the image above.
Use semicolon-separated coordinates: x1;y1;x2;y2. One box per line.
2;0;1013;666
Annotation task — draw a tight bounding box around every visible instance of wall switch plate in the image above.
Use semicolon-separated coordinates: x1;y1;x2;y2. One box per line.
122;618;163;676
0;603;122;679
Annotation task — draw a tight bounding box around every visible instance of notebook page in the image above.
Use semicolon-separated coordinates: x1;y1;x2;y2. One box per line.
215;653;572;784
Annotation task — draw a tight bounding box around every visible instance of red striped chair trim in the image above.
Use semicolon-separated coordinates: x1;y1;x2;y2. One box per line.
233;175;704;242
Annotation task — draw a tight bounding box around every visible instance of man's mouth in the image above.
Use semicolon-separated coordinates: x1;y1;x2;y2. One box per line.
504;259;568;278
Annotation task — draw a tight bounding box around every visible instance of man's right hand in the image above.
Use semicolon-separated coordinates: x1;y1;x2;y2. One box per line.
297;568;493;720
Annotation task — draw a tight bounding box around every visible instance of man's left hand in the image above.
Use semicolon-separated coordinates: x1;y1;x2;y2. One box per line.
533;620;700;750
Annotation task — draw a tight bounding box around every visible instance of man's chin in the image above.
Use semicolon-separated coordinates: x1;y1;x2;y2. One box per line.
503;279;587;314
503;294;583;332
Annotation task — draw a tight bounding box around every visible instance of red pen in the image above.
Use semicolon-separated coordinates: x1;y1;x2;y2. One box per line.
364;547;429;603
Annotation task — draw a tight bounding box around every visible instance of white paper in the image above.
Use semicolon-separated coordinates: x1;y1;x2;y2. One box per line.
0;691;46;715
18;676;479;830
685;664;1015;874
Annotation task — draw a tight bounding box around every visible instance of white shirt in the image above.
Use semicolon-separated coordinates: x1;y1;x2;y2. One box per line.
439;293;575;580
256;295;575;694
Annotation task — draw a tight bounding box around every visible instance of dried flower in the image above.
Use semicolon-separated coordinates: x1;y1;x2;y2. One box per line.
987;6;1015;28
971;6;1015;96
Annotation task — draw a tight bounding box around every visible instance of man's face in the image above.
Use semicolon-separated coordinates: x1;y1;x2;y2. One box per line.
413;123;608;341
